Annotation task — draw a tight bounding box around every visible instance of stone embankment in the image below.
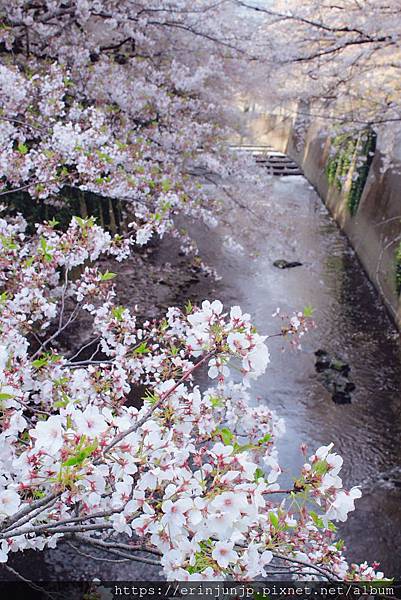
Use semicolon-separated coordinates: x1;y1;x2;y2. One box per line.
245;109;401;330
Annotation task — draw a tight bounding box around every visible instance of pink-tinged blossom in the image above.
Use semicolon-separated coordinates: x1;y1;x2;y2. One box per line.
30;415;64;454
207;511;234;539
0;489;20;517
0;540;9;563
210;492;249;518
227;332;250;353
325;488;362;523
161;497;193;534
72;405;108;438
212;541;239;569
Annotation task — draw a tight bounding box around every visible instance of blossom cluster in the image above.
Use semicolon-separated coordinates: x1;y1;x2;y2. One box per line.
0;215;385;581
0;0;252;245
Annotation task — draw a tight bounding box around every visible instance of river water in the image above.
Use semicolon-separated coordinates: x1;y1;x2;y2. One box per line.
191;170;401;577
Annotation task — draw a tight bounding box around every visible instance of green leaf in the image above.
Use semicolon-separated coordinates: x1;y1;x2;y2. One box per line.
112;306;125;321
100;270;117;282
210;396;223;408
335;539;345;551
62;441;98;467
220;427;234;445
303;305;314;318
31;490;46;499
141;390;159;405
269;512;279;528
134;342;150;355
258;433;272;445
32;353;60;369
0;235;18;250
313;459;329;475
63;452;86;467
17;142;28;155
74;216;85;227
32;357;49;369
310;510;325;528
233;442;254;453
54;400;68;409
39;237;53;262
159;318;168;332
96;150;113;164
0;392;14;400
254;467;265;481
161;179;171;192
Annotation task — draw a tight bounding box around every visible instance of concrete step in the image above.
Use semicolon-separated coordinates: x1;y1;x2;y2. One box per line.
230;144;303;177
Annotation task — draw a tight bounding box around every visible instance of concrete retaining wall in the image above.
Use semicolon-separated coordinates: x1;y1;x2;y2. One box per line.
247;110;401;329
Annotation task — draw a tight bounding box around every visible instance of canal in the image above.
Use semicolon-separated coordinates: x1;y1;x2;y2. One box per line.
192;165;401;576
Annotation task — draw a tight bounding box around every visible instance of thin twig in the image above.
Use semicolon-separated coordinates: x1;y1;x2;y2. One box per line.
99;350;215;457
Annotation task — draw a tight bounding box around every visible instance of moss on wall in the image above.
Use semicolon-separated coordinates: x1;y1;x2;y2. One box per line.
395;243;401;295
325;129;377;215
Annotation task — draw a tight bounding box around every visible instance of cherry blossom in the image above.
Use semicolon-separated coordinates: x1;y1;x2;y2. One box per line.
212;541;239;569
72;405;108;438
29;416;64;454
0;490;21;518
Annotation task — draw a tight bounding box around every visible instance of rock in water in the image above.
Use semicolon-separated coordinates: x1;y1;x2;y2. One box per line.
273;259;303;269
314;349;331;372
314;350;355;403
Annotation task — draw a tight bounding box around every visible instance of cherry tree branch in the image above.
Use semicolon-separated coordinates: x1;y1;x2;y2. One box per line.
100;349;215;457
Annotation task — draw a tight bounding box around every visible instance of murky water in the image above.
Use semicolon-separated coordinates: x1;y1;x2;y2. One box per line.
192;172;401;576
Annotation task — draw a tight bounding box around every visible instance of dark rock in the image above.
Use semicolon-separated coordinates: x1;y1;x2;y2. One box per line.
315;350;355;404
332;390;352;405
273;259;303;269
315;351;331;372
314;350;350;375
324;373;353;404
